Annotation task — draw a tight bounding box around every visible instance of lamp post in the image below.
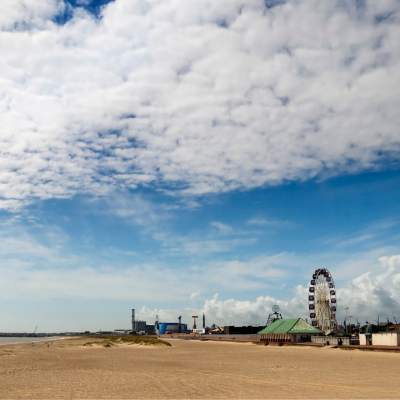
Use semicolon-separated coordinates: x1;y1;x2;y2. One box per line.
348;316;353;334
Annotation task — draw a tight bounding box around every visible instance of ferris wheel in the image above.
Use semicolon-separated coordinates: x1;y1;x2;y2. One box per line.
308;268;339;334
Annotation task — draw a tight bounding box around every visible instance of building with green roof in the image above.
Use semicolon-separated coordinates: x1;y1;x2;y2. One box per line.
258;318;323;343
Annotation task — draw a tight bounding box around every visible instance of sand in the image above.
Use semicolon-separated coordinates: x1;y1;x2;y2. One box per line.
0;337;399;399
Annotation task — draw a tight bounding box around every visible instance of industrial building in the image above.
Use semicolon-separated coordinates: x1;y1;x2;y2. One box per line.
134;320;155;333
258;318;322;343
114;329;131;335
156;322;190;334
131;309;155;334
130;309;188;335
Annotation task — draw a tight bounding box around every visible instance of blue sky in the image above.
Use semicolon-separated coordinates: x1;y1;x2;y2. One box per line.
0;0;400;331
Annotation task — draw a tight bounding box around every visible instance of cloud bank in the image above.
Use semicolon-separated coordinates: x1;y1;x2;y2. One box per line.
1;0;400;210
138;255;400;326
1;221;398;324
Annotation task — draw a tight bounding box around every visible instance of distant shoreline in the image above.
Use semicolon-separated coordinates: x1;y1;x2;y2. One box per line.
0;336;70;346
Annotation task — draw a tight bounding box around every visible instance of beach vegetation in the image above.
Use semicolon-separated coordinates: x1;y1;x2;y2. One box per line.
83;339;116;348
0;350;14;356
83;335;171;347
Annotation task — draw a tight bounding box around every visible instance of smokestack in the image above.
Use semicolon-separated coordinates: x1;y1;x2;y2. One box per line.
203;313;205;328
132;309;136;334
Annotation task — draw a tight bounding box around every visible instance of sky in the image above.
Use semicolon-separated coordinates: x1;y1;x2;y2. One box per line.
0;0;400;332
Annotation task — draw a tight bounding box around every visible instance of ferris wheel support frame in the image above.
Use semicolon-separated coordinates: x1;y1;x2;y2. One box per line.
308;268;338;334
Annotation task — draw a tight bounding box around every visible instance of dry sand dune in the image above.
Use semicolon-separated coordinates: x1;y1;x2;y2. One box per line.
0;337;399;399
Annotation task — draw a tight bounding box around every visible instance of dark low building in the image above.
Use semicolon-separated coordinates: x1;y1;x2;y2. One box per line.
134;320;156;334
224;326;265;335
377;321;394;331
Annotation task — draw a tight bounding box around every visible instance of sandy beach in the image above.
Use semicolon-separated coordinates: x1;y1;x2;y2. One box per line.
0;337;399;399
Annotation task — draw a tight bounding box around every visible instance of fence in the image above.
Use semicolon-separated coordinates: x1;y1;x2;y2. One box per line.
159;333;261;342
200;334;261;342
158;333;199;339
311;336;359;345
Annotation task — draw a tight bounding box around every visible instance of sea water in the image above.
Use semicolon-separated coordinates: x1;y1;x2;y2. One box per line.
0;337;63;345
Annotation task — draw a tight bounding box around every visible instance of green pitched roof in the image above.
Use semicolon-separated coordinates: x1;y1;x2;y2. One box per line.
289;318;323;334
258;318;299;334
258;318;323;334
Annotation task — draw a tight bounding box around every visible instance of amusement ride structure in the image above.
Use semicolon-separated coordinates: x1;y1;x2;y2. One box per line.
308;268;339;334
266;304;283;326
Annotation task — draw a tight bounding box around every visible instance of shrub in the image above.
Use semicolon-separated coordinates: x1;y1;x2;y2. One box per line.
85;335;171;347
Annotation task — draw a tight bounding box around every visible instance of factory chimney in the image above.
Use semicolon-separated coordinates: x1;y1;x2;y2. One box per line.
203;313;205;329
132;309;136;334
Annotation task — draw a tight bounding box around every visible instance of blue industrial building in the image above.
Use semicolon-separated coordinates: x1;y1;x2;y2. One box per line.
156;322;190;334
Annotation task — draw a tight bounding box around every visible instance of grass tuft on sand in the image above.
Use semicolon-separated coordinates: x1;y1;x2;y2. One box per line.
84;335;171;347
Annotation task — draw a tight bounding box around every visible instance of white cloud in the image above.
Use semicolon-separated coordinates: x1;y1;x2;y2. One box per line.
190;292;200;301
336;234;375;247
247;216;293;228
0;0;65;30
202;294;277;326
190;292;201;307
136;285;309;327
176;237;257;255
136;305;202;327
154;226;259;255
210;221;233;235
247;218;275;226
97;192;168;226
338;254;400;322
0;0;400;210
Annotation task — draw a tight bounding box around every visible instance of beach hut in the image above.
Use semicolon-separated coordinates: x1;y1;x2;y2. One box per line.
258;318;323;343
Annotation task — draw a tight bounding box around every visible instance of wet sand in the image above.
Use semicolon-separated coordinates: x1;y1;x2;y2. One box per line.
0;337;399;399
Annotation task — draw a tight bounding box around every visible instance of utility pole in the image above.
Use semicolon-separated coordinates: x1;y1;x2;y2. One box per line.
344;307;349;334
